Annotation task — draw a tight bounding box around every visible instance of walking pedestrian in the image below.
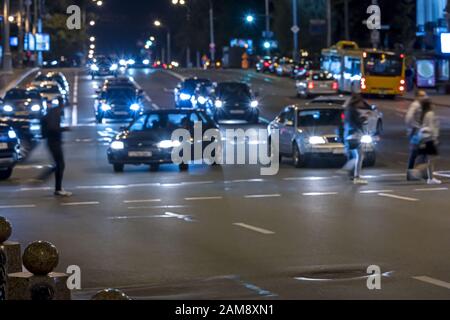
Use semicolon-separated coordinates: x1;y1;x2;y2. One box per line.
409;98;441;184
405;90;428;180
342;93;369;185
41;99;72;197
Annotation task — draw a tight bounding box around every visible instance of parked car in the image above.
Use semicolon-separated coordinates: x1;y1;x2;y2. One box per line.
268;104;377;167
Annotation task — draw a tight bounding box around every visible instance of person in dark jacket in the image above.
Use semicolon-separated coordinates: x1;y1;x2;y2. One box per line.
342;93;368;185
41;100;72;197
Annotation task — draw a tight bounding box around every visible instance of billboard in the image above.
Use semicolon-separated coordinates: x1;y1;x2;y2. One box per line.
24;33;50;51
416;59;436;88
440;33;450;54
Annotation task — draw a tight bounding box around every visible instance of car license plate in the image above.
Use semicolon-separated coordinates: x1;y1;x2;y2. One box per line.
230;110;245;114
114;111;129;115
128;151;152;157
320;84;328;88
0;143;7;150
15;111;29;116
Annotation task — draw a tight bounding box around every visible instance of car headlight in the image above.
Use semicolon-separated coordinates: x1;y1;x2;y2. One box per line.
52;99;59;106
31;104;41;112
361;135;373;144
101;104;111;111
3;105;13;112
110;64;118;71
157;140;182;149
90;64;99;71
119;59;127;66
111;141;124;150
129;103;140;111
143;59;150;65
250;100;259;108
127;59;135;65
61;90;67;95
197;96;207;105
180;93;191;101
8;130;17;139
215;100;223;108
308;136;327;145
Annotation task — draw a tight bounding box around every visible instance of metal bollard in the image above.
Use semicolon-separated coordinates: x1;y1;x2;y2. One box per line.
8;241;71;300
0;248;6;300
0;216;22;274
91;288;131;300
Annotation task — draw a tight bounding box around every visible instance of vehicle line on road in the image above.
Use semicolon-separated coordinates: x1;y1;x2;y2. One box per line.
233;223;275;235
71;73;79;126
184;196;223;201
359;189;394;194
377;193;419;202
123;199;162;204
414;187;448;192
302;192;339;196
413;276;450;290
60;201;100;206
244;194;281;198
0;204;37;209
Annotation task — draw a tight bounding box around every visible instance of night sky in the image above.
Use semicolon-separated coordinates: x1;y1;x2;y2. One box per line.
93;0;171;54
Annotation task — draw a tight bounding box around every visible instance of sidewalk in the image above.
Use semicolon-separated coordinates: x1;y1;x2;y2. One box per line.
0;67;39;97
400;90;450;107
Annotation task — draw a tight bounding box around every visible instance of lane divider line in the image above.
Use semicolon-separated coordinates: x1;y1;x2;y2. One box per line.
123;199;161;204
184;196;223;201
244;194;281;199
71;73;79;126
233;223;275;235
377;193;419;202
413;276;450;290
360;190;394;194
302;192;338;196
414;187;448;192
61;201;100;206
0;204;36;209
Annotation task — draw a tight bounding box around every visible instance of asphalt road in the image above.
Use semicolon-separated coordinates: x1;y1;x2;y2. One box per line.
2;67;450;299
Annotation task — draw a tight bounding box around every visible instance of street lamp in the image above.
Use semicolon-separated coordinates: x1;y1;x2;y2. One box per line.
154;20;162;27
153;19;171;64
245;14;255;23
90;36;96;42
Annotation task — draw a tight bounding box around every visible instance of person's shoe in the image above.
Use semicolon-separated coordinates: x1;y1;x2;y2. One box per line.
407;169;423;181
54;190;72;197
427;178;442;185
353;178;368;185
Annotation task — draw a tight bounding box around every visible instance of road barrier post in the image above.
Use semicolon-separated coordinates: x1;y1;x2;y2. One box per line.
91;288;131;300
0;217;22;274
8;241;71;300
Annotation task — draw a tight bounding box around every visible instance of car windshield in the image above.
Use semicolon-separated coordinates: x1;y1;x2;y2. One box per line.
183;79;210;92
216;83;251;99
298;109;343;127
104;88;136;100
39;85;60;94
130;112;204;132
363;53;403;76
5;90;40;100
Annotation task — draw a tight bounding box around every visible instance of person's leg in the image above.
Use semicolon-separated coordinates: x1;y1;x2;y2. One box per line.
48;141;65;192
408;145;418;170
354;148;364;178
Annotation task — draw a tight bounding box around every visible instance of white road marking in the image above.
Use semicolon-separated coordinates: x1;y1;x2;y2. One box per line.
0;204;36;209
127;205;188;210
123;199;161;204
184;196;223;201
377;193;419;202
360;189;394;194
61;201;100;206
302;192;338;196
233;223;275;235
380;173;406;177
109;211;194;222
414;187;448;192
284;176;337;181
413;276;450;290
244;194;281;198
434;171;450;178
71;74;79;126
224;179;265;184
19;187;52;191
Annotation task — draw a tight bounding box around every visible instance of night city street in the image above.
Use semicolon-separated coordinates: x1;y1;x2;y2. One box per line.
1;0;450;312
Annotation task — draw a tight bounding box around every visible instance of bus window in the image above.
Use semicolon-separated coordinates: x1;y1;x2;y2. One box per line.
330;56;341;76
363;53;402;76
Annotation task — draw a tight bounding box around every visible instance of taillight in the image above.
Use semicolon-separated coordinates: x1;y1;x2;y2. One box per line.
361;77;367;90
264;62;270;67
332;81;338;90
400;79;405;85
308;82;314;89
399;85;405;92
340;112;345;121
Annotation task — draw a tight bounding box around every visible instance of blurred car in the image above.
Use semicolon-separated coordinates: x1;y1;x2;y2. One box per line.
256;56;273;73
276;57;295;77
192;82;215;110
295;70;338;98
0;88;47;119
0;116;41;159
174;78;212;108
129;57;152;68
89;56;118;79
101;76;137;90
309;95;383;136
0;123;20;180
32;72;69;95
95;86;144;123
152;60;168;69
211;82;259;124
291;59;312;79
268;104;376;167
107;109;220;172
28;81;68;106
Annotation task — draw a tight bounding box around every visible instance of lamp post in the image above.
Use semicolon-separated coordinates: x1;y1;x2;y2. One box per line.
209;0;215;62
154;20;171;64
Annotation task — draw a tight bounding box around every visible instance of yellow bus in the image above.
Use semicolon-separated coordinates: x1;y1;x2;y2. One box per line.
321;41;406;96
